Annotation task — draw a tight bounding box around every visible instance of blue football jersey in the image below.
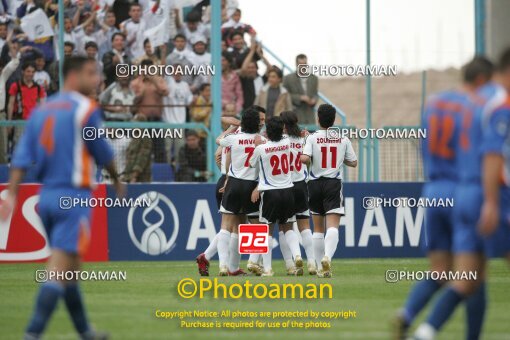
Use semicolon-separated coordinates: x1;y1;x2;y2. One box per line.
11;91;114;189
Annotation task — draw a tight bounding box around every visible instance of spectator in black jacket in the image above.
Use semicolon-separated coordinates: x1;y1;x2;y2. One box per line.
175;130;208;182
102;32;130;87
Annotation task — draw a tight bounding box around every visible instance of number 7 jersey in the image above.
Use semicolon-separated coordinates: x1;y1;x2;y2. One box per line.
219;131;266;181
302;130;357;180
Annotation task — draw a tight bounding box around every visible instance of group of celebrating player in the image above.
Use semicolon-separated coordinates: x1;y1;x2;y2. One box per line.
395;51;510;339
195;104;357;278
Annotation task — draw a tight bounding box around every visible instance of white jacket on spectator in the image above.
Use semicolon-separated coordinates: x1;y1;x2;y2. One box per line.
163;76;193;124
121;18;148;60
0;53;20;111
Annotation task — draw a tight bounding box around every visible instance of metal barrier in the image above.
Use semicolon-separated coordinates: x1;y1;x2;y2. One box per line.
0;121;424;183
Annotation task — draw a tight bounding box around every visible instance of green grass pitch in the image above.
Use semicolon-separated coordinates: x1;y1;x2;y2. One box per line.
0;259;509;339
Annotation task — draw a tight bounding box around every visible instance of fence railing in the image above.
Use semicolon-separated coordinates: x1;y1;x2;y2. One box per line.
0;121;424;183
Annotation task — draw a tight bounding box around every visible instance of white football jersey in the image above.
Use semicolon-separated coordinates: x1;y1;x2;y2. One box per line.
249;137;294;191
286;135;307;182
302;130;357;180
220;127;241;175
219;131;265;181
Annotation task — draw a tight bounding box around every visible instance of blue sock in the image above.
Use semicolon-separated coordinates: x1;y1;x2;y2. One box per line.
26;282;64;335
466;282;487;340
402;279;441;324
427;286;464;330
64;283;91;334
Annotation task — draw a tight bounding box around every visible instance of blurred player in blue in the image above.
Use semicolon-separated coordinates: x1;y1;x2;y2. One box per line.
394;57;495;339
478;48;510;259
413;55;507;339
0;56;125;340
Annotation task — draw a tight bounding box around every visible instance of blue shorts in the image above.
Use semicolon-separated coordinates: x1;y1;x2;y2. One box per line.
421;181;456;252
38;187;92;255
453;183;485;254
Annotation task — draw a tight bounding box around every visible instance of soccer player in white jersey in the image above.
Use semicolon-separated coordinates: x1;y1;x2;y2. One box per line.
249;116;301;276
301;104;357;277
281;111;317;275
216;108;265;276
196;107;266;276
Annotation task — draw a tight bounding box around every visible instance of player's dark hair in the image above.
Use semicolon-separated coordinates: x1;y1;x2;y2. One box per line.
241;108;260;134
462;56;494;83
234;8;241;15
63;55;94;78
266;116;284;142
130;3;142;10
280;111;301;138
249;105;266;114
296;54;307;63
498;48;510;72
317;104;336;128
143;38;150;46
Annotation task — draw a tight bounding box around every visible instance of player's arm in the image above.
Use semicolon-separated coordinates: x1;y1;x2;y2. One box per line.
343;138;358;167
218;149;232;193
216;126;237;145
478;108;509;236
0;117;37;219
221;116;240;127
300;135;312;165
214;146;222;169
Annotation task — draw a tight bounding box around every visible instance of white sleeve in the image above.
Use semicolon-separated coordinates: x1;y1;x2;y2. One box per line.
219;134;234;147
344;138;357;162
303;135;313;156
249;145;261;168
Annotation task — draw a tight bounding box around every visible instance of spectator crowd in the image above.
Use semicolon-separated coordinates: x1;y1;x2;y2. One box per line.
0;0;320;182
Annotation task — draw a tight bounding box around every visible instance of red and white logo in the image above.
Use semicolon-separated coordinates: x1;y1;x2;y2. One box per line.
0;184;109;262
238;224;269;254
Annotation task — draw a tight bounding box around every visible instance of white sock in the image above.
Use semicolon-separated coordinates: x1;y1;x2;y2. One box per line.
324;227;339;259
300;229;315;265
228;233;241;272
285;230;301;259
262;236;273;272
279;231;294;269
204;233;219;260
249;254;261;263
217;229;230;268
312;232;325;268
414;323;436;340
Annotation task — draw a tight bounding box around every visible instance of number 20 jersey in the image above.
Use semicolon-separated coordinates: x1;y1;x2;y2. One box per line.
249;137;293;191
